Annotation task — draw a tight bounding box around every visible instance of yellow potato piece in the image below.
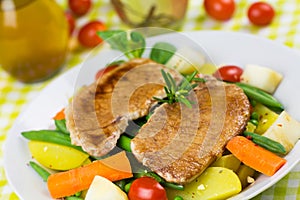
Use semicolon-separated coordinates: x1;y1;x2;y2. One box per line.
253;103;278;134
28;141;89;170
236;165;256;188
167;167;242;200
211;154;241;172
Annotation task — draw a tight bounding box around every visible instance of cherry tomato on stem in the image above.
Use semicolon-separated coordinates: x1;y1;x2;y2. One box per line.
204;0;235;21
213;65;243;82
68;0;91;16
128;177;167;200
78;20;107;48
248;2;275;26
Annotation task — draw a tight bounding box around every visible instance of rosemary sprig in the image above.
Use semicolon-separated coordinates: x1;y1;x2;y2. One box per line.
153;70;205;108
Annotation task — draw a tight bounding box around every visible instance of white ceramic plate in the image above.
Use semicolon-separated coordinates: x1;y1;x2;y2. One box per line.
4;31;300;200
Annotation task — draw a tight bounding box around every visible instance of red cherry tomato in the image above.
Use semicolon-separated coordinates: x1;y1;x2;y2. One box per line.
213;65;243;82
128;177;167;200
248;2;275;26
64;11;76;35
68;0;91;16
204;0;235;21
95;65;118;80
78;21;107;48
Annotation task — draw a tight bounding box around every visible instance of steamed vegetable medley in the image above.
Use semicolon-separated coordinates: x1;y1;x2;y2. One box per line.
21;30;300;200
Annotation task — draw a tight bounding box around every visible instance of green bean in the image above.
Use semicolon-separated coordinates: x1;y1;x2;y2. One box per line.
124;182;132;193
21;130;85;153
74;191;82;197
235;82;284;111
65;197;83;200
117;135;132;152
134;171;163;182
29;161;51;182
134;117;147;127
134;170;184;191
161;182;184;191
54;119;69;134
243;131;286;154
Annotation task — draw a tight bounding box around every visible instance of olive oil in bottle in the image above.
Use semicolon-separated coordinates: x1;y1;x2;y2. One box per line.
0;0;69;82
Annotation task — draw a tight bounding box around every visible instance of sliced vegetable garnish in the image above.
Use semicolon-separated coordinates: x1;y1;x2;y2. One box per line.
150;42;176;64
243;131;286;154
98;30;145;59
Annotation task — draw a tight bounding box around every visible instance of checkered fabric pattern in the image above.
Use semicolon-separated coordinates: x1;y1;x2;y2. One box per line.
1;0;300;199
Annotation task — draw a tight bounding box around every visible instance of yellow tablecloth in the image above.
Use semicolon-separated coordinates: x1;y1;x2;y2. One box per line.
1;0;300;199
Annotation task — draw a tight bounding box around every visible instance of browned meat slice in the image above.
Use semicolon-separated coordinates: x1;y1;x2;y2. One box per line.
65;58;182;157
131;78;251;184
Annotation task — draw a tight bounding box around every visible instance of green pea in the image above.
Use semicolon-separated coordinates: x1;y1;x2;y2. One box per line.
250;119;259;126
174;196;184;200
251;112;259;120
124;182;132;193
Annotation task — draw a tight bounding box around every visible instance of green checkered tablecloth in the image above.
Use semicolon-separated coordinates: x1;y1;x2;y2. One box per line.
1;0;300;199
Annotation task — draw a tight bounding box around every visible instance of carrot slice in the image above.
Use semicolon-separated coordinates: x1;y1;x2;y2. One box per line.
226;136;286;176
47;151;133;198
53;108;65;120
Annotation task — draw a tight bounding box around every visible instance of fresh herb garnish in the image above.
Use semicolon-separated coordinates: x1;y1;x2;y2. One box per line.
150;42;176;64
153;70;205;108
98;30;146;59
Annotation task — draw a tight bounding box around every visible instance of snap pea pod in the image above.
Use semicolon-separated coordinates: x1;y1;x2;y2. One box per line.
235;82;284;111
243;131;286;154
54;119;69;134
161;181;184;191
21;130;85;153
29;161;51;182
65;197;83;200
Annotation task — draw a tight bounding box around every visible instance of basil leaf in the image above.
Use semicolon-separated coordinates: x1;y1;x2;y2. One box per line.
126;31;146;58
97;30;145;59
150;42;176;64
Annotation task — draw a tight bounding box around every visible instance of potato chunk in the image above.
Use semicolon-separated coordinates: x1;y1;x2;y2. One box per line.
263;111;300;153
167;167;242;200
241;64;283;94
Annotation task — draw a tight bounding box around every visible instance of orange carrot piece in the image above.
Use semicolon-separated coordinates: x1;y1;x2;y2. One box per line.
53;108;65;120
226;136;286;176
47;151;133;198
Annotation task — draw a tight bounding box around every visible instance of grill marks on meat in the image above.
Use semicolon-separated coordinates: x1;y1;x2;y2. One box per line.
131;79;251;184
65;58;182;157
